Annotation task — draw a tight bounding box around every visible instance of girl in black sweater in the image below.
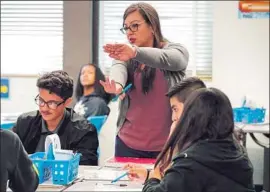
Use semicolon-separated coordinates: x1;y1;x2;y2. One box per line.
140;88;255;192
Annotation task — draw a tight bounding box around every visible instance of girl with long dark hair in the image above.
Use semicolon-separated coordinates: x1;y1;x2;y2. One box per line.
142;88;255;192
74;63;111;118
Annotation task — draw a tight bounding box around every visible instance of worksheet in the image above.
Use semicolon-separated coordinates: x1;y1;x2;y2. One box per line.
83;170;129;181
64;181;143;191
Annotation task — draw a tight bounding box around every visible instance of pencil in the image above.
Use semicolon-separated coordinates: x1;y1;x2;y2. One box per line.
111;172;128;183
111;83;132;101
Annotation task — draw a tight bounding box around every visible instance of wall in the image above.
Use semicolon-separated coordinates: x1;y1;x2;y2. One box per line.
212;1;269;184
212;1;269;109
3;1;268;113
1;1;94;112
1;77;38;113
63;1;93;98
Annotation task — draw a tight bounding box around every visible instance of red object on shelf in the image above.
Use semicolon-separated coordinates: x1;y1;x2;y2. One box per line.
104;156;156;169
239;1;270;13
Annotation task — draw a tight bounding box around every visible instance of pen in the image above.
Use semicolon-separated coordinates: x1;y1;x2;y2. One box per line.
111;172;128;183
103;183;128;187
112;83;132;102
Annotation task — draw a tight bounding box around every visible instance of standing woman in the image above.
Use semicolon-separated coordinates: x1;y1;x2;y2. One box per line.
101;2;189;158
74;63;111;118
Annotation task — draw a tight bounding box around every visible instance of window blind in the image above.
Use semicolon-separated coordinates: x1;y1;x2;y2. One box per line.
1;1;63;75
98;1;213;81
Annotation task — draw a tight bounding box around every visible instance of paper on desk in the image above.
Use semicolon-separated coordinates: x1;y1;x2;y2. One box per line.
64;181;143;191
83;170;129;181
78;166;101;178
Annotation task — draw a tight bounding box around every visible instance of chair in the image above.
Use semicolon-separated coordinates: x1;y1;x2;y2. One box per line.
87;115;108;159
87;115;108;135
1;121;15;130
1;113;20;130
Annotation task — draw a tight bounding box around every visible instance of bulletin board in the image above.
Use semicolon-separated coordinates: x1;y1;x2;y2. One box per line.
1;78;9;99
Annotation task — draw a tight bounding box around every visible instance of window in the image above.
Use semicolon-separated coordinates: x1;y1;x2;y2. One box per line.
98;1;213;81
1;1;63;75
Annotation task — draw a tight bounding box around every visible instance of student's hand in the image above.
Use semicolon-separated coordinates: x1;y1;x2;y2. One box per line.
151;165;162;180
123;163;148;182
99;77;126;100
103;43;136;62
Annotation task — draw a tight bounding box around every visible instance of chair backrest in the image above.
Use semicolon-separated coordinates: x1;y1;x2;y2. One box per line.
1;113;20;130
87;115;108;134
1;121;15;129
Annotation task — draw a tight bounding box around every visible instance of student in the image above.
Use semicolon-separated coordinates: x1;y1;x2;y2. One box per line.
124;77;206;181
0;129;39;192
142;88;255;192
166;77;206;136
101;2;189;158
74;63;111;118
13;70;99;165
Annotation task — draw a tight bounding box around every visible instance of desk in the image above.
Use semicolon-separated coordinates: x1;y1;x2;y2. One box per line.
7;165;143;191
63;164;143;191
235;122;269;132
7;180;69;192
64;180;142;191
1;113;19;129
235;122;269;147
235;122;269;192
29;161;145;191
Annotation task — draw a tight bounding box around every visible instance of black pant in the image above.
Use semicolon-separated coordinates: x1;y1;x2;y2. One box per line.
115;135;160;158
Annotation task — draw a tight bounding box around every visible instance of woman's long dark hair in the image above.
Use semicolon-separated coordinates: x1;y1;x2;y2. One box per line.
123;2;166;94
75;63;111;104
156;88;235;172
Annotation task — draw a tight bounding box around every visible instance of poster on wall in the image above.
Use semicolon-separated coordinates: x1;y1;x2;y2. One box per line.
238;1;269;19
1;78;9;99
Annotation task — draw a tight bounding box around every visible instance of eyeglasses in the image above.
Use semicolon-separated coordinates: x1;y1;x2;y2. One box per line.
120;21;146;34
35;95;65;110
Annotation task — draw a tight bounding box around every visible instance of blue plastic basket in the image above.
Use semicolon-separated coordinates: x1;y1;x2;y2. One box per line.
29;152;81;185
233;107;266;124
29;152;53;184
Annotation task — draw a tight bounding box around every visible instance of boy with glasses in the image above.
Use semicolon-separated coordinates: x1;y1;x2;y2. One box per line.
13;70;99;165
